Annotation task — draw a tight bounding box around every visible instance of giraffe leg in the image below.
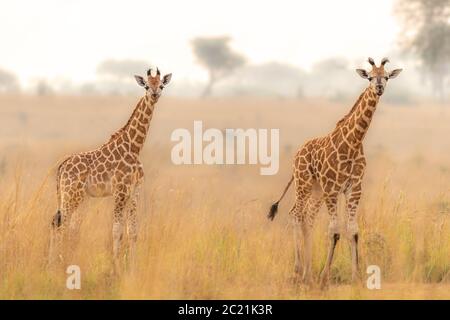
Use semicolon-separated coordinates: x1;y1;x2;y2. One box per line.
302;195;322;284
49;189;85;265
291;210;303;277
320;195;340;289
345;184;362;283
301;220;313;284
289;174;313;281
67;209;83;254
49;211;62;266
112;184;130;274
126;186;140;268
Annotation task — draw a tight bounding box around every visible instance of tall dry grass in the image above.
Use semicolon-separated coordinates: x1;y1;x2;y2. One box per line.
0;94;449;299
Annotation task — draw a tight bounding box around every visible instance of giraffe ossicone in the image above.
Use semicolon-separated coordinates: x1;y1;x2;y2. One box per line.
268;58;402;288
49;67;172;272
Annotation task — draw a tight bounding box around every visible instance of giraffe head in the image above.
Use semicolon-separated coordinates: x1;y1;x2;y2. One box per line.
356;57;402;96
134;68;172;103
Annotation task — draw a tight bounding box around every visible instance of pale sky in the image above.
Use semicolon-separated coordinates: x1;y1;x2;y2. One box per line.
1;0;400;87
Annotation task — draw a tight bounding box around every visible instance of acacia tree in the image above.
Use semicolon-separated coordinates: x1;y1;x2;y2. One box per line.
191;36;246;96
395;0;450;101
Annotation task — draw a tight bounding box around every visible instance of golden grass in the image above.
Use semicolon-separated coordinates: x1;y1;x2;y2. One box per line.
0;94;449;299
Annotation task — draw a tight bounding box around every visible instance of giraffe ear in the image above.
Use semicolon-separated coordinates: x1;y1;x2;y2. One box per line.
388;69;402;79
356;69;369;79
162;73;172;85
134;75;146;87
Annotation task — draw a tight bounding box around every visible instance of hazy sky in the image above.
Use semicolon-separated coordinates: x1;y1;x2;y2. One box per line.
1;0;399;86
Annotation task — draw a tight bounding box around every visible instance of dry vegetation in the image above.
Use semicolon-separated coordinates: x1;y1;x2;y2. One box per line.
0;94;449;299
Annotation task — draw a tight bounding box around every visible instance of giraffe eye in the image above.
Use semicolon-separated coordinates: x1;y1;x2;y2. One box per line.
384;77;389;81
368;77;373;81
160;85;164;90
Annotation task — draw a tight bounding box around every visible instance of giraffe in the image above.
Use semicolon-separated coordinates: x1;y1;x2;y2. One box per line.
49;68;172;271
267;57;402;287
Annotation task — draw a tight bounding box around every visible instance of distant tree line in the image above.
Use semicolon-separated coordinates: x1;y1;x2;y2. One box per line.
0;68;20;93
395;0;450;101
2;0;448;103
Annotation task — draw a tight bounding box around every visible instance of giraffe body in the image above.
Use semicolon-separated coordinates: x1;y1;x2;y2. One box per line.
49;68;172;271
268;58;402;287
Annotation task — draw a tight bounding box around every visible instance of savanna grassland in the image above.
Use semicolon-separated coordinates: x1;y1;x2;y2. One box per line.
0;94;449;299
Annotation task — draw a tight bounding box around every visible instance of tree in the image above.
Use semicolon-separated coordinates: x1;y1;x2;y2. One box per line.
36;80;53;96
395;0;450;100
191;36;246;96
0;68;20;93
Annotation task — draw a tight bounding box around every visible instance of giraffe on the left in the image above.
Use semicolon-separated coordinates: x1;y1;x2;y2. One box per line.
49;68;172;271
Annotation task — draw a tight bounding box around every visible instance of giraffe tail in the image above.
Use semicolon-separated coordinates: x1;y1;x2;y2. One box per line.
53;156;70;228
268;175;294;221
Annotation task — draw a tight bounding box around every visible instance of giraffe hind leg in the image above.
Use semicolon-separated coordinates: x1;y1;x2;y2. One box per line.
49;210;66;265
345;184;362;283
291;208;303;277
49;187;86;266
67;208;84;254
301;194;322;285
49;155;89;266
125;184;140;269
112;184;131;274
289;175;313;281
320;195;340;289
49;210;62;265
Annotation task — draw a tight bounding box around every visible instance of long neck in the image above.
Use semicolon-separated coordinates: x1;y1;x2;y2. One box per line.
335;86;380;147
121;95;155;155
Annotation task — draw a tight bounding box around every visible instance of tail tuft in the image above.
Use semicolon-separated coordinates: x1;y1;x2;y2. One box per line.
267;175;293;221
52;210;62;228
268;202;279;221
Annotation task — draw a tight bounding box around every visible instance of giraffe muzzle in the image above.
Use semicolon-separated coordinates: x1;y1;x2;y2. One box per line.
375;85;384;96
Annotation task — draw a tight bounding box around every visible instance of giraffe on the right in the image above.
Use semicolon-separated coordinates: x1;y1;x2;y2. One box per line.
268;57;402;288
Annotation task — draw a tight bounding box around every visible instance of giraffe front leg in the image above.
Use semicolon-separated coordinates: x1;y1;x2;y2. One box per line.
112;185;130;275
320;195;340;289
345;184;362;283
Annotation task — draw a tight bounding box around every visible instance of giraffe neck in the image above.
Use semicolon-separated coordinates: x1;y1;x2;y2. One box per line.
120;95;155;155
335;86;380;147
